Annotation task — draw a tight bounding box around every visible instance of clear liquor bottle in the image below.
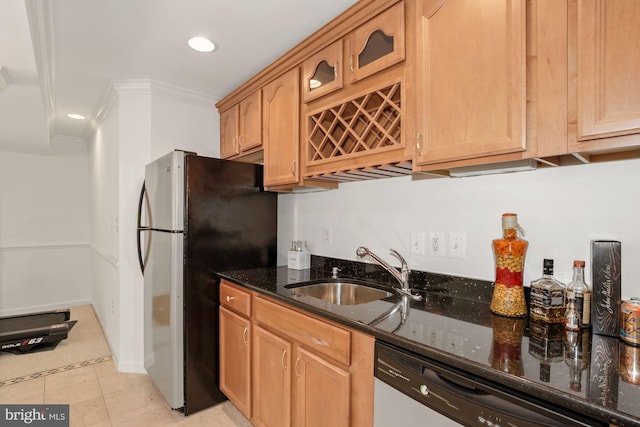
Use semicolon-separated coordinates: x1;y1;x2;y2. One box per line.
529;259;566;323
566;260;591;328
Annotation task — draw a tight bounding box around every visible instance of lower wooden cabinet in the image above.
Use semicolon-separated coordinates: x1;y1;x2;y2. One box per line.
219;279;374;427
294;347;350;427
253;325;293;427
219;306;252;418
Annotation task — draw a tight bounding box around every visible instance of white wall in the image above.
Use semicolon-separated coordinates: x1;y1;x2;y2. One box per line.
0;142;91;315
88;79;219;372
88;101;122;362
278;158;640;299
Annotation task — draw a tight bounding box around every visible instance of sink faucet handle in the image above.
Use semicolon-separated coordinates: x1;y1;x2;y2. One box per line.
331;266;340;278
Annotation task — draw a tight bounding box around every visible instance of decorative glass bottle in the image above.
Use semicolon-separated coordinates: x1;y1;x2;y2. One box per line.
490;213;528;317
566;260;591;328
529;259;566;323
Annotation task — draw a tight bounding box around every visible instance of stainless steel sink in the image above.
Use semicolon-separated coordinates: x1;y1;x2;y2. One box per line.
287;281;393;305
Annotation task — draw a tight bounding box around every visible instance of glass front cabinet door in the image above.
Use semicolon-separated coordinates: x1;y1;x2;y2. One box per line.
302;40;343;103
348;1;405;83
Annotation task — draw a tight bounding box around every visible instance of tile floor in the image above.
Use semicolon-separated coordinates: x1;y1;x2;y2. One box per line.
0;359;253;427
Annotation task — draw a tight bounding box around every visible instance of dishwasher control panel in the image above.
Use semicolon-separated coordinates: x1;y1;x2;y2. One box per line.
374;341;603;427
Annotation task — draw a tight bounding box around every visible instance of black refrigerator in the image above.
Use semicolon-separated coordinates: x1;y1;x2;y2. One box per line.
137;150;277;415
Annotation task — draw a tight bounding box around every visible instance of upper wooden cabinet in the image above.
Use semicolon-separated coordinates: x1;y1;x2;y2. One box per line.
220;106;239;159
302;1;405;104
263;68;301;188
573;0;640;149
302;41;343;103
348;1;405;83
220;90;262;159
301;1;412;183
413;0;526;166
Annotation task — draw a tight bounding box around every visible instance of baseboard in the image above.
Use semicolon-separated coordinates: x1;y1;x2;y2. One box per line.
0;298;92;317
116;360;147;374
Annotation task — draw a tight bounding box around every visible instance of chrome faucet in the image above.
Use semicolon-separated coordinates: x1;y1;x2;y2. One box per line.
356;247;422;300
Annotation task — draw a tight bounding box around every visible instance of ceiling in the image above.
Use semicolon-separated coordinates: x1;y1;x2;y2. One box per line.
0;0;358;153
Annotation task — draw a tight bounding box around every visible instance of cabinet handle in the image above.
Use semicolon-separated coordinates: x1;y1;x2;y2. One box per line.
238;135;243;148
242;327;248;346
349;55;354;72
281;350;287;371
291;160;297;177
295;357;301;377
232;136;237;148
334;63;338;79
416;132;422;156
226;296;234;303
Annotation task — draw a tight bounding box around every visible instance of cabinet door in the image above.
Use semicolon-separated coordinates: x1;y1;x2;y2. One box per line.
220;105;239;158
576;0;640;143
414;0;526;165
293;347;350;427
302;40;343;103
239;90;262;152
219;307;251;418
348;1;405;83
263;68;300;187
253;326;292;427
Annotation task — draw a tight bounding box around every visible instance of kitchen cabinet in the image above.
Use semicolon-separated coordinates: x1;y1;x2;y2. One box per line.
220;90;262;160
262;68;301;188
301;1;411;183
294;346;350;427
571;0;640;152
302;41;343;103
413;0;526;166
219;282;252;418
252;294;373;427
253;325;292;427
218;0;640;184
301;1;405;103
348;1;405;83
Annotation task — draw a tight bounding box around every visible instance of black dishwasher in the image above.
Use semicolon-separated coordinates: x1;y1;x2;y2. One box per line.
374;341;604;427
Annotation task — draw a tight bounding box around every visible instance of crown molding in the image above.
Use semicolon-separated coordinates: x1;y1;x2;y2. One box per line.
111;78;219;108
85;79;219;141
25;0;55;143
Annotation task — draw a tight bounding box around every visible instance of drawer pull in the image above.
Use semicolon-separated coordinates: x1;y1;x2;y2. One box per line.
226;296;234;303
242;327;248;346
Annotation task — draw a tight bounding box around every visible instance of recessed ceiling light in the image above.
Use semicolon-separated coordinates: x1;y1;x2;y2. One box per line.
67;113;86;120
188;37;216;53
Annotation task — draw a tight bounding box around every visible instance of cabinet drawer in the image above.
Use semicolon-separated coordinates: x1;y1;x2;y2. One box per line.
254;296;351;366
220;280;251;317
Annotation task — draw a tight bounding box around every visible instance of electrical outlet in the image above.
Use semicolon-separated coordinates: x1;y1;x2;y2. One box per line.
410;231;426;255
322;226;333;245
428;232;445;257
448;232;466;258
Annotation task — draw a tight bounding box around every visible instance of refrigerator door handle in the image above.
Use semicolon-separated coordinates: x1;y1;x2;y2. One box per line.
137;182;149;273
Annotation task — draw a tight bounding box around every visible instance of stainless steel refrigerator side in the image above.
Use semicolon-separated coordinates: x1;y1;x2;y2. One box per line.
144;230;184;409
143;151;186;410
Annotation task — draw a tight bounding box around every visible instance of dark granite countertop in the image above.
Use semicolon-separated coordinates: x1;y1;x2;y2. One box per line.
218;256;640;427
